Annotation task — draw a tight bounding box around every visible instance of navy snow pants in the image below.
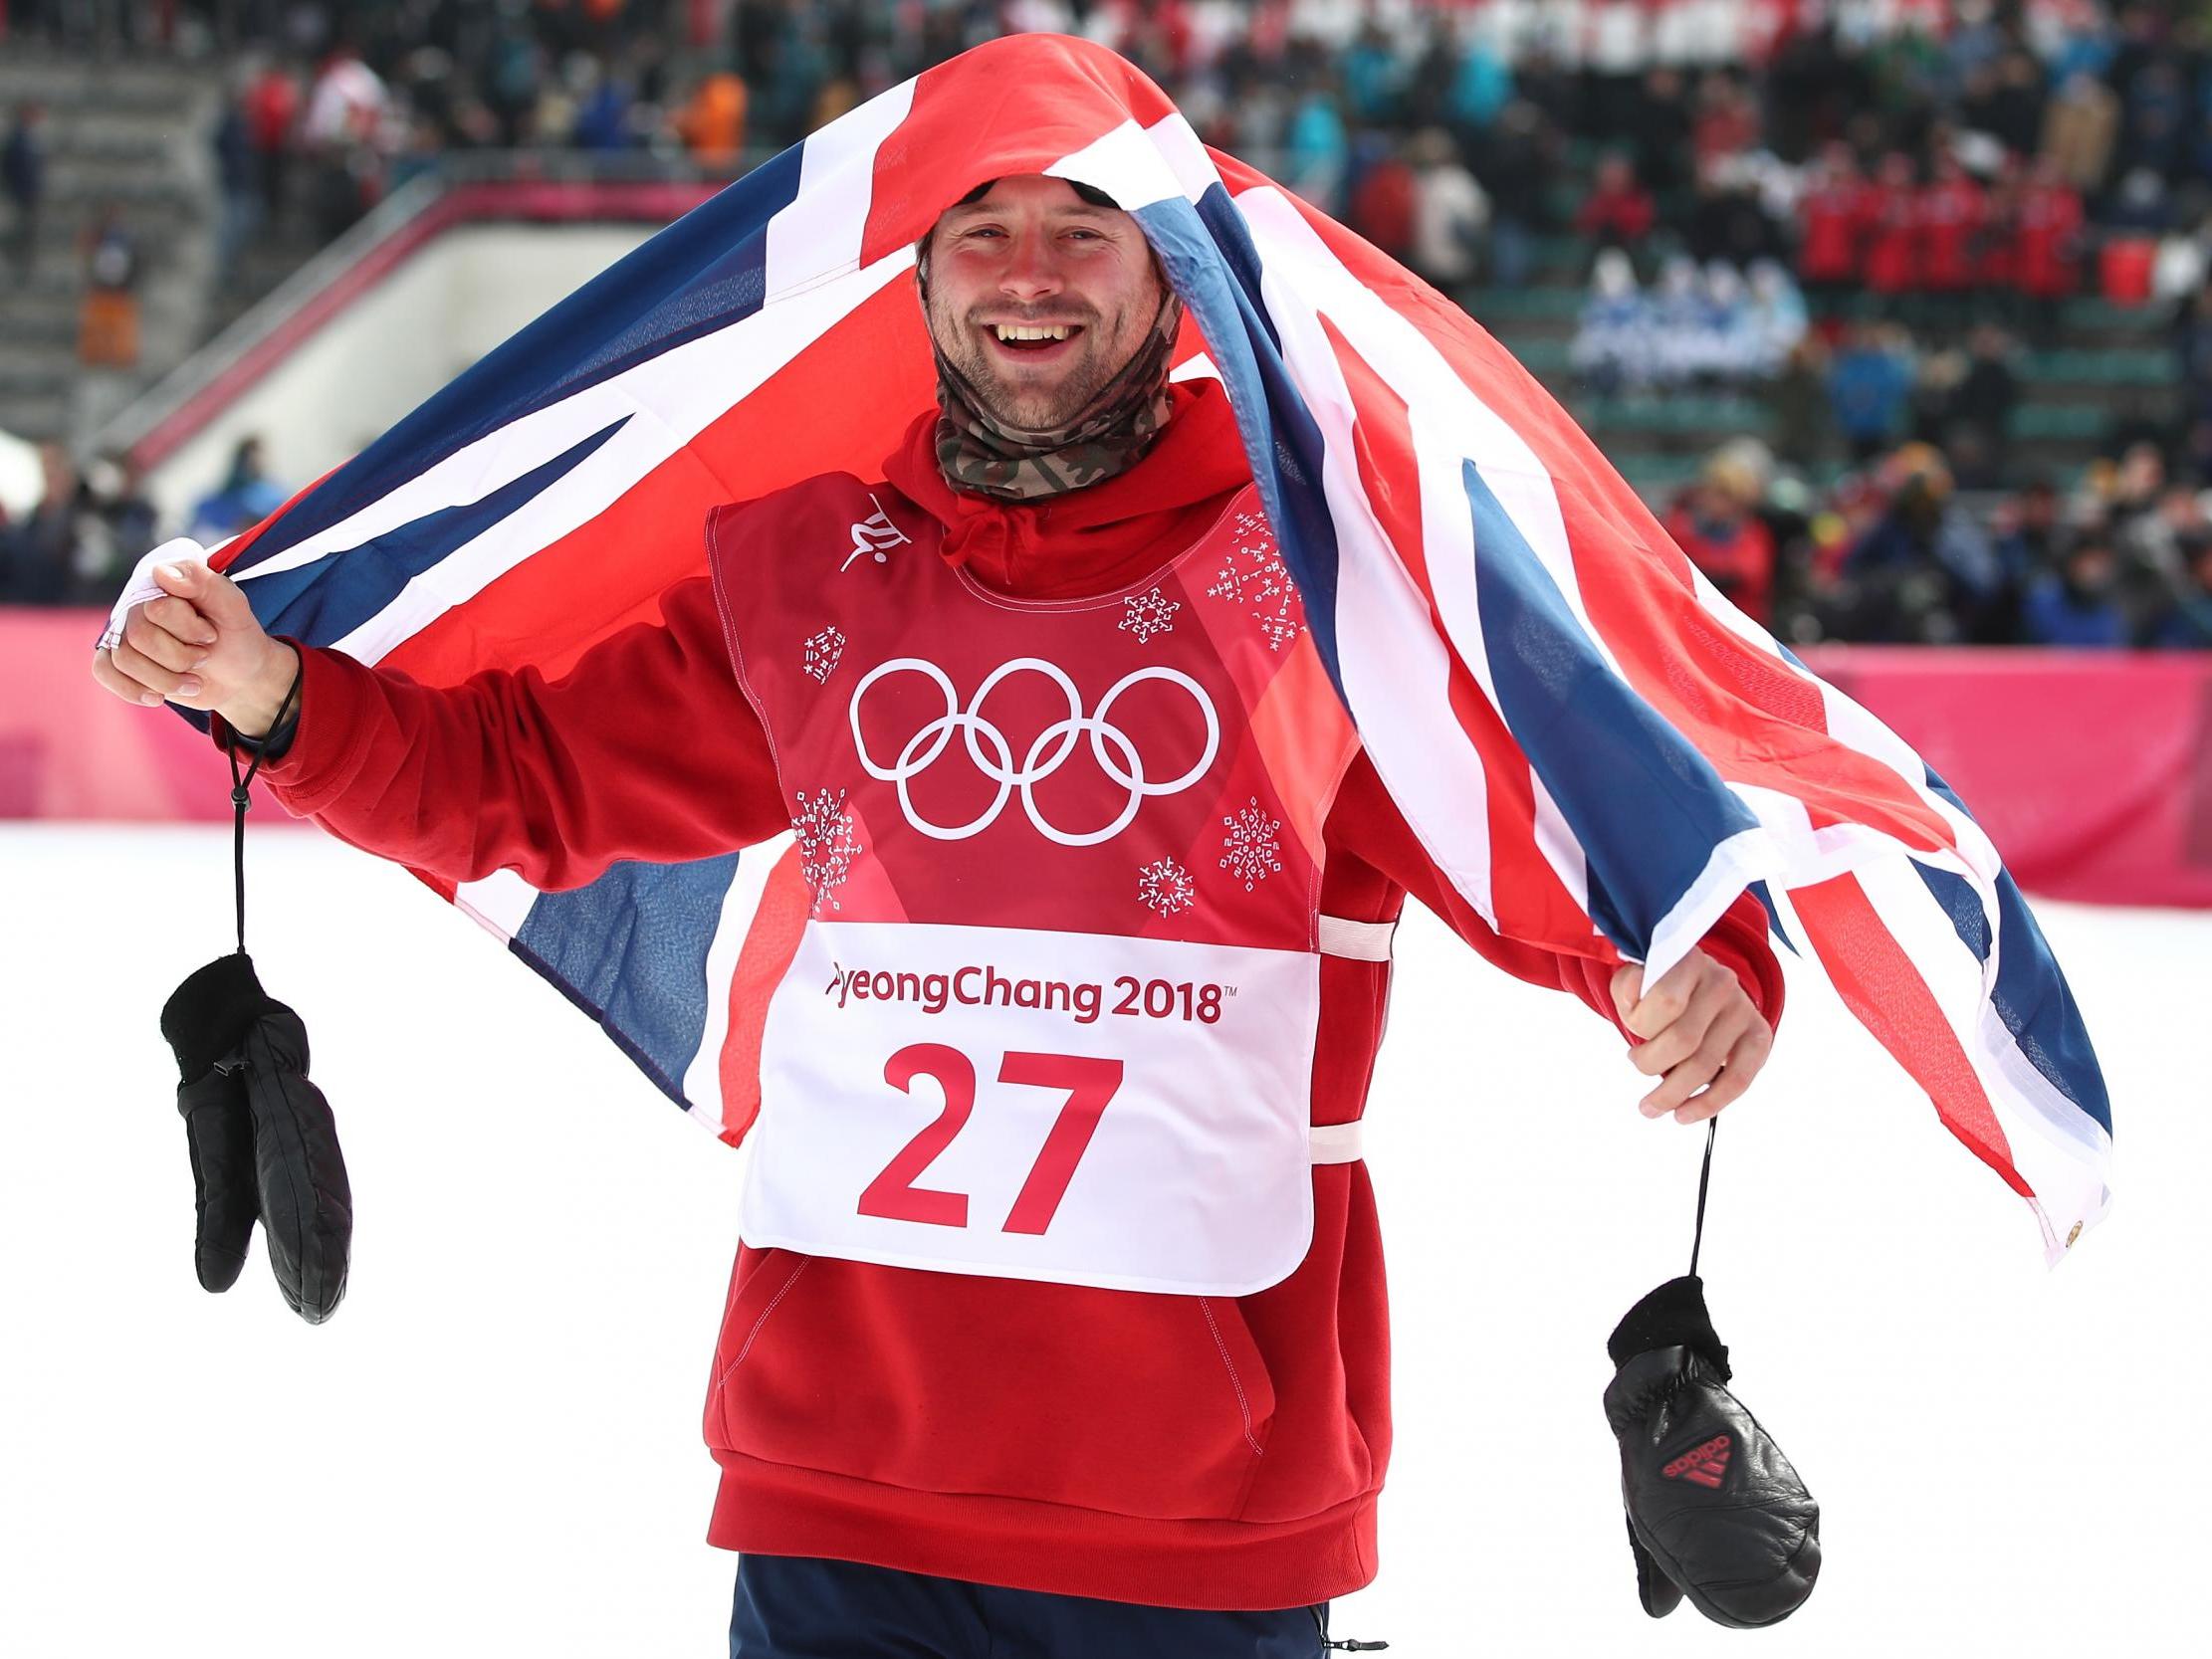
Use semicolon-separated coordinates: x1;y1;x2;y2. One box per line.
729;1554;1332;1658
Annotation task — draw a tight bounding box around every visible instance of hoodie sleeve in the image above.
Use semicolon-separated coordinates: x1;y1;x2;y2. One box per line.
1324;750;1785;1036
222;574;787;891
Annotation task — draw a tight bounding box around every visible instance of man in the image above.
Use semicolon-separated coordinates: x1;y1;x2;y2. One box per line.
94;175;1781;1658
2;101;45;281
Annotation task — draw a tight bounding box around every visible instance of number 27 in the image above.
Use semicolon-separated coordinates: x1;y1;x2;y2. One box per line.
856;1045;1124;1236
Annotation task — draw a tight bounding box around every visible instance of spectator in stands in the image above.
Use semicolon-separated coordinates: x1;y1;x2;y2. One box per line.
1283;74;1351;213
189;436;288;545
1683;151;1785;269
1988;472;2065;634
1743;260;1809;380
1664;451;1777;623
77;204;140;371
1465;99;1555;290
1828;322;1915;461
2041;69;2120;197
1623;66;1693;199
1796;143;1871;305
1348;133;1418;266
2113;57;2191;185
674;68;747;168
1574;152;1654;253
2022;531;2132;647
1861;152;1922;316
1767;333;1836;470
1692;69;1761;166
0;445;79;607
1917;323;2022;489
1915;151;1987;329
1697;261;1760;385
2014;156;2087;343
1964;50;2049;160
1648;255;1712;390
1571;248;1650;396
3;101;45;282
1342;20;1405;127
213;84;260;291
1406;15;1510;136
1406;128;1486;291
241;53;301;223
1837;446;2004;644
2146;534;2212;648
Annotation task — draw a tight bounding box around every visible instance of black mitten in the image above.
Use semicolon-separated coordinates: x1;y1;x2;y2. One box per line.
1602;1275;1819;1627
161;952;352;1324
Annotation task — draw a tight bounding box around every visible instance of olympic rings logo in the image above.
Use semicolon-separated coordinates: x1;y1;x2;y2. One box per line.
848;657;1220;846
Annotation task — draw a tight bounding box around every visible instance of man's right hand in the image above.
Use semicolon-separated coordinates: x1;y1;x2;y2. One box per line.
92;558;300;739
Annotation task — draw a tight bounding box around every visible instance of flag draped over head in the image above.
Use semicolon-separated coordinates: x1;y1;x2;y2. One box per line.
111;34;2111;1263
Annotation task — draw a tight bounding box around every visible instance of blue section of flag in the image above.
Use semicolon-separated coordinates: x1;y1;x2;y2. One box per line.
1746;879;1797;954
1461;458;1759;958
1913;769;2112;1137
230;143;807;577
509;853;741;1106
1134;188;1344;698
240;418;630;644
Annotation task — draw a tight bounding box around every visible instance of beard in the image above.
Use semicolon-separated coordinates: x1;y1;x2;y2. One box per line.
924;294;1146;435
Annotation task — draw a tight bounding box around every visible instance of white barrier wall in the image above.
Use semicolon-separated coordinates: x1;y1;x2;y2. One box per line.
145;224;656;538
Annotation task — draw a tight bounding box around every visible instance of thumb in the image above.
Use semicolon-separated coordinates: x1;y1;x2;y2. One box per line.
1611;960;1646;1028
152;558;255;626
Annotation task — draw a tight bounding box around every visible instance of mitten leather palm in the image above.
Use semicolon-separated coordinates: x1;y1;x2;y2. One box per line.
1602;1275;1819;1627
161;952;352;1324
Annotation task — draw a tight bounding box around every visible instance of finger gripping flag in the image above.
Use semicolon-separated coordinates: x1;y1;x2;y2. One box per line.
110;33;2111;1264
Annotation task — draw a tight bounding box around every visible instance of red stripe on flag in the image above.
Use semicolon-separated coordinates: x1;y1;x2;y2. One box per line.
1319;313;1604;956
1790;871;2031;1196
717;846;810;1148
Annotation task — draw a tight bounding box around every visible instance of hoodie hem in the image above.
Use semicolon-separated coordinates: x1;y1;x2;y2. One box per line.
704;1448;1379;1611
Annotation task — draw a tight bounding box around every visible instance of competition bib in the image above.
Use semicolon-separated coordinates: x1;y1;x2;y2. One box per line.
741;921;1322;1294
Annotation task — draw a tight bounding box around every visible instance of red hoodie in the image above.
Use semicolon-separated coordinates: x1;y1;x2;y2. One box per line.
246;377;1783;1610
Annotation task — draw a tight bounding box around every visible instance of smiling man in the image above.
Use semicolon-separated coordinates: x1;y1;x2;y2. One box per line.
96;172;1782;1658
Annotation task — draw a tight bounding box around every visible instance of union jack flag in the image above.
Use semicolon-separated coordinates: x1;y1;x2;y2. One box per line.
108;34;2111;1262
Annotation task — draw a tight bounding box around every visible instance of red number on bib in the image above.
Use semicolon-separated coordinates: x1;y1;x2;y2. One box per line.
857;1045;1126;1236
856;1044;974;1227
998;1052;1126;1236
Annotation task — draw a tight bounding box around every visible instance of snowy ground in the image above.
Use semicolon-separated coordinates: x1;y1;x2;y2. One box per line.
0;824;2199;1657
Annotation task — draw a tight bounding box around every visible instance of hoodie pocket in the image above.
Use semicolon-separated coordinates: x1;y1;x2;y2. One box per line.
707;1249;1278;1522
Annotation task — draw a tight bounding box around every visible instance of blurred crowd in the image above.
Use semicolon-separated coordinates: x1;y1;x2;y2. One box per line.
1662;433;2212;648
0;434;285;606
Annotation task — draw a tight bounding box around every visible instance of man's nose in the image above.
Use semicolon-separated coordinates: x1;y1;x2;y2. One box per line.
996;231;1064;304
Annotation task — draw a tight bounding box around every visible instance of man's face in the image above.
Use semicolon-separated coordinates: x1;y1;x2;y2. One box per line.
923;175;1165;432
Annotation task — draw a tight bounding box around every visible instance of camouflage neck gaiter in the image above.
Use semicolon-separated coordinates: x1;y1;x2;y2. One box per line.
923;273;1186;502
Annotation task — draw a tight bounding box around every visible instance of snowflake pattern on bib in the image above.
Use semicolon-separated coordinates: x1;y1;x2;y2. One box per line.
791;787;862;913
800;626;847;685
1206;511;1305;653
1136;856;1197;917
1119;586;1179;645
1220;797;1283;892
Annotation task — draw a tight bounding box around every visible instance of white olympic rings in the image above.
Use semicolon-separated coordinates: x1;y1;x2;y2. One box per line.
847;656;1220;846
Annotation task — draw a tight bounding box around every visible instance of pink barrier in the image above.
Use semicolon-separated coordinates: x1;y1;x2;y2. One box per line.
1802;646;2212;910
0;608;277;822
10;612;2208;907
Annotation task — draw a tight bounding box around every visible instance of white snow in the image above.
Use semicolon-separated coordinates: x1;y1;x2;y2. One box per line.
0;823;2199;1656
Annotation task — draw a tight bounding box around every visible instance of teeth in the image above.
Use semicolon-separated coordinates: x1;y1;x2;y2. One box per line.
994;324;1071;341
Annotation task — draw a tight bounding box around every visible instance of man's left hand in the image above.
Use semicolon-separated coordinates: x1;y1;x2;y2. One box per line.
1611;948;1774;1126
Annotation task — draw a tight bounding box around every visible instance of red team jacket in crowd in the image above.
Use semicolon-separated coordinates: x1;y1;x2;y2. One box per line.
244;378;1785;1610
